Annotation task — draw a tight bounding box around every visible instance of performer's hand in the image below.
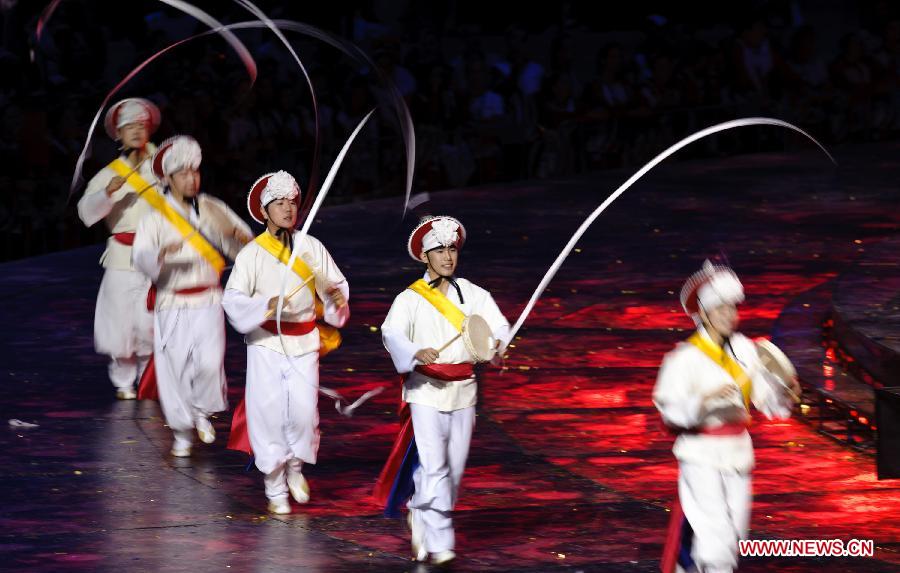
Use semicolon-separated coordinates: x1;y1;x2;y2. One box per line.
489;339;506;367
232;228;253;245
267;296;284;314
415;348;439;365
703;384;741;405
106;176;126;196
157;241;182;262
327;286;347;309
787;377;802;400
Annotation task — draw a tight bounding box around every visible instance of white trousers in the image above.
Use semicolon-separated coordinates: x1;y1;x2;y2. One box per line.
154;306;228;433
407;404;475;554
678;461;752;573
94;269;153;387
264;458;303;501
246;346;320;475
108;356;151;391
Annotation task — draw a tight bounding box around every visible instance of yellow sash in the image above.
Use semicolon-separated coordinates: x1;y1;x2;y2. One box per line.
253;232;316;298
407;279;466;333
254;231;341;356
108;158;225;275
687;332;752;409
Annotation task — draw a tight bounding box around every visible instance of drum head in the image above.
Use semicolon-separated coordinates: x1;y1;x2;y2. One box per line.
462;314;496;362
755;338;797;383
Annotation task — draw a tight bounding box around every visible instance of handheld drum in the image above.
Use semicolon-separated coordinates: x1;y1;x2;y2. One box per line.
755;338;801;403
436;314;497;363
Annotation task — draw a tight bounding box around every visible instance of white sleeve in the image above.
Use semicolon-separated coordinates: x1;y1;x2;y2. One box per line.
653;350;704;429
381;294;420;374
77;172;116;227
222;248;268;334
222;289;268;334
222;206;254;261
306;235;350;328
132;214;162;282
229;207;253;237
750;369;794;420
473;287;511;351
203;198;254;261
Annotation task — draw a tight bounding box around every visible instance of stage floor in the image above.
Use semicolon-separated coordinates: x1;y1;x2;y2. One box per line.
2;142;899;572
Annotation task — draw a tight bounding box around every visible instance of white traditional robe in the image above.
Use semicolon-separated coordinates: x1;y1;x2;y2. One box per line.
381;274;510;412
132;192;251;435
222;232;349;477
653;327;794;572
381;274;509;554
77;151;158;387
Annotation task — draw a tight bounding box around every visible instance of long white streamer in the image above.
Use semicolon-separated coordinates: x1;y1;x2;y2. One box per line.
507;117;837;343
274;110;382;416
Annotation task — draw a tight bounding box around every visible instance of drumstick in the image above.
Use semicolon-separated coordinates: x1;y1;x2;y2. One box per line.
136;179;160;195
121;156;147;179
109;157;149;197
264;275;315;319
436;333;462;354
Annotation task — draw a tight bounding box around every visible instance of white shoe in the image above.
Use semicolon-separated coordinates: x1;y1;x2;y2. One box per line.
408;509;427;562
267;498;291;515
116;388;137;400
195;417;215;444
286;469;310;504
431;550;456;565
170;446;191;457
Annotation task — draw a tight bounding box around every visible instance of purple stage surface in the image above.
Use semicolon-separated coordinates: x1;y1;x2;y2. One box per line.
2;144;899;572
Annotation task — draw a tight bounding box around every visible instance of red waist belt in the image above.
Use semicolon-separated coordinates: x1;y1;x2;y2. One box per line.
681;422;749;436
146;284;219;310
112;232;135;246
176;285;219;295
261;319;317;336
413;363;475;381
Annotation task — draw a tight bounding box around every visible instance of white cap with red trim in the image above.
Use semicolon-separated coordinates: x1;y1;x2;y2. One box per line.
103;98;161;140
407;216;466;262
246;171;301;224
151;135;202;179
680;260;744;316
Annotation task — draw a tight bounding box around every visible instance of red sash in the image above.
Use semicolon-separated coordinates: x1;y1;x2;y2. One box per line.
659;422;750;572
113;232;135;246
414;362;474;381
697;422;748;436
260;319;317;336
669;421;749;436
372;363;474;506
227;399;252;454
137;284;221;401
227;319;340;454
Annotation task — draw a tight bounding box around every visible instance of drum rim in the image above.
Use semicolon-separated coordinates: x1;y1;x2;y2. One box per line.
756;338;797;379
462;314;496;362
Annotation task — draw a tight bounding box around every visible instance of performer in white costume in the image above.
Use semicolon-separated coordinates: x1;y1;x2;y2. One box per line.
376;216;510;565
77;98;161;399
654;261;801;573
132;135;252;457
222;170;350;515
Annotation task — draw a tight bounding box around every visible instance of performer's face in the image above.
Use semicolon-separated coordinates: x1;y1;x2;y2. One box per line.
168;168;201;198
704;303;739;337
264;198;298;229
117;122;149;150
422;246;458;277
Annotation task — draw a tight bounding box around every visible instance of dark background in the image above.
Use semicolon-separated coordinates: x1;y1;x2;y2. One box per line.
2;0;898;260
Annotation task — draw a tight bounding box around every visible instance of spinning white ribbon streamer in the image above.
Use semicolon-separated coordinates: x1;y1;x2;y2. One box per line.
273;110;383;416
507;117;837;343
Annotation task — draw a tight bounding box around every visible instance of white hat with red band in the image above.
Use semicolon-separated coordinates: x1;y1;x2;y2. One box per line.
407;216;466;263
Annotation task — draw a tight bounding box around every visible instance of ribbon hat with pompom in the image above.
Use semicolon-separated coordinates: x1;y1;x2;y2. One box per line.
407;216;466;263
